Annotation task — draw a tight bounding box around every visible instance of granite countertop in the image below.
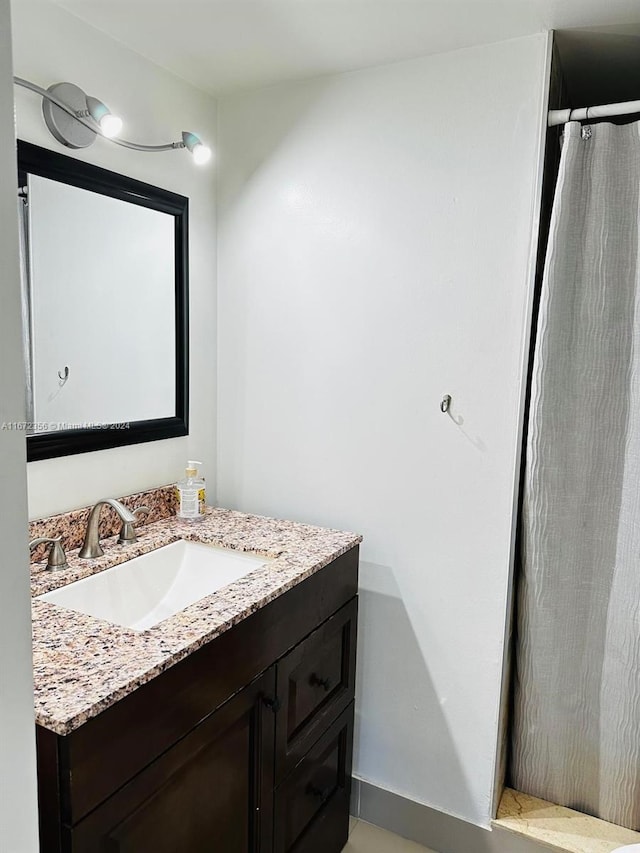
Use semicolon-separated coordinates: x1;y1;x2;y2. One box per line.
31;507;361;736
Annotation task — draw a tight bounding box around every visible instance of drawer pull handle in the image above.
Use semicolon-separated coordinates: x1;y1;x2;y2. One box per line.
306;783;331;804
309;673;332;691
263;695;281;713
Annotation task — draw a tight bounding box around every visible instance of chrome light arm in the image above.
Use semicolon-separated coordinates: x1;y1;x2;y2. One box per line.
13;77;195;154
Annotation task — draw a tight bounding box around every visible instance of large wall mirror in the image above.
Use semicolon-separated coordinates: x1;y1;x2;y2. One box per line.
17;141;188;461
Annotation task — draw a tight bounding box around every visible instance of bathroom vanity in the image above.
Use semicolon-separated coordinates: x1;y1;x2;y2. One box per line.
31;501;360;853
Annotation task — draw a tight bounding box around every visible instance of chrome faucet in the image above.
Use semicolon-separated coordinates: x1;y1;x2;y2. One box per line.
29;536;69;571
79;498;147;559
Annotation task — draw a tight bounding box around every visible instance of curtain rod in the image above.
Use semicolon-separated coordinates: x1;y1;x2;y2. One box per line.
548;99;640;127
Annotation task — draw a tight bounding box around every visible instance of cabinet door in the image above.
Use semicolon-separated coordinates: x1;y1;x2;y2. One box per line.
274;703;354;853
67;668;276;853
275;598;357;783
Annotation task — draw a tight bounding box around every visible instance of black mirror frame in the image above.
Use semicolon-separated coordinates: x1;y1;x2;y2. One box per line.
18;140;189;462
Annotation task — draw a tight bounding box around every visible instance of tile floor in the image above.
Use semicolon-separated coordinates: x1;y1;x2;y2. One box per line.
344;819;436;852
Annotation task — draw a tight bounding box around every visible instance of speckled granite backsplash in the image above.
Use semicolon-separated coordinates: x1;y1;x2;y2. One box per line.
29;484;177;562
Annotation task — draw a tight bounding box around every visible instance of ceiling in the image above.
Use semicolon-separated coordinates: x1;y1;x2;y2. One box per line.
42;0;640;96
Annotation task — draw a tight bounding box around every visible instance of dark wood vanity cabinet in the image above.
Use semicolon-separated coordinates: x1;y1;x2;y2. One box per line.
37;547;358;853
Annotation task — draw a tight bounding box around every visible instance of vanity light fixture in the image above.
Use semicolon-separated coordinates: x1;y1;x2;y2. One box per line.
13;77;213;165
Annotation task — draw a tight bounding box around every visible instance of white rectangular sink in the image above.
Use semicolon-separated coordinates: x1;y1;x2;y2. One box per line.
37;540;271;632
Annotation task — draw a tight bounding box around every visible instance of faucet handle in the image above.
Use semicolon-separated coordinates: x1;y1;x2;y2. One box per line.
29;536;69;572
118;506;150;545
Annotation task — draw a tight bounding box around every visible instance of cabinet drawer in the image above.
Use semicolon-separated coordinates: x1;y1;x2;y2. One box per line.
274;703;353;853
275;598;357;783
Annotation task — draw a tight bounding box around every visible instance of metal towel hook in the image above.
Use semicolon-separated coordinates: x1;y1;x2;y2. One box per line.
58;366;69;382
440;394;452;414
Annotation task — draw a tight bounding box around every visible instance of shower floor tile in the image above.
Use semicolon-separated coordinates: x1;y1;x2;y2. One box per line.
494;788;640;853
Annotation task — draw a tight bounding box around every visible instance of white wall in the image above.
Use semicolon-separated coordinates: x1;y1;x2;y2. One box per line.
11;0;217;519
217;35;548;827
0;0;39;848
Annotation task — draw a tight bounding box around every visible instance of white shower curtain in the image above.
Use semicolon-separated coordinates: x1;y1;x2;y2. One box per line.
512;120;640;830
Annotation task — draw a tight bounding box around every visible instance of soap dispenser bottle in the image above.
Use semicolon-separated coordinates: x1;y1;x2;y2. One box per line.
176;461;206;521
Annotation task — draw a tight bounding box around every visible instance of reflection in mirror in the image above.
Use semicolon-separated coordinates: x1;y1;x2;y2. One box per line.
17;141;188;461
28;176;175;425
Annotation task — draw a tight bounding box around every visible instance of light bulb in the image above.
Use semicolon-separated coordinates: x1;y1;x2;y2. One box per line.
99;113;123;138
192;142;212;165
85;96;122;138
182;131;212;166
